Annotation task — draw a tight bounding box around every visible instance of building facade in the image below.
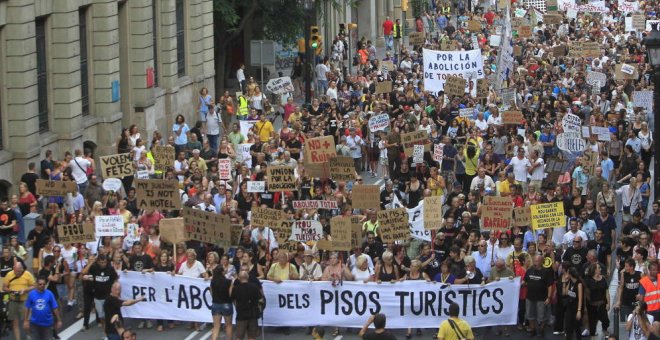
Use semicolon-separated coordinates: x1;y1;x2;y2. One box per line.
0;0;215;198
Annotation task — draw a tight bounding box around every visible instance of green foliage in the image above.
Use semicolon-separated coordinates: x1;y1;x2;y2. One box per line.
410;0;429;18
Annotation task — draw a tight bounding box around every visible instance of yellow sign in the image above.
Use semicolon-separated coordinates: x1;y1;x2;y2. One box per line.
530;202;565;230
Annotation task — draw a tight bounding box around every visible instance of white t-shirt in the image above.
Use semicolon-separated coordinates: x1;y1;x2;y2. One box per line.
69;157;91;184
315;63;329;81
351;267;373;282
207;110;222;136
530;157;545;181
178;260;206;278
509;156;531;182
627;313;654;340
237;68;245;82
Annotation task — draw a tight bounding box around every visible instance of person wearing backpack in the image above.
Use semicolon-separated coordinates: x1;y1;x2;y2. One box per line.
436;302;474;340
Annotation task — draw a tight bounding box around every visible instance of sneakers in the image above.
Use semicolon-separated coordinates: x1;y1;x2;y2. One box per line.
138;321;145;329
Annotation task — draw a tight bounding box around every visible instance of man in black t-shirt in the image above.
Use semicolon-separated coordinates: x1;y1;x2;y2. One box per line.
358;313;397;340
26;220;51;272
40;150;54;180
0;201;17;245
524;255;554;337
232;271;262;340
615;258;641;322
20;163;40;198
562;236;588;270
128;242;154;273
105;282;145;338
587;229;612;272
82;255;118;334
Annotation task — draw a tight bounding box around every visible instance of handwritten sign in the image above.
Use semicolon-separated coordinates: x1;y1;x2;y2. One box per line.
328;216;352;251
615;63;639;80
304;135;336;163
247;181;265;193
99;153;133;179
562;113;582;133
159;218;186;243
182;207;230;246
552;45;566;56
153;145;175;172
543;13;563;24
329;156;356;181
135;179;182;210
408;32;424;45
351;215;365;249
468;20;482;32
381;60;395;73
569;41;600;58
218;159;231;180
513;207;531;227
271;220;293;245
136;170;149;180
556;132;586;152
412;145;424;164
36;180;77;196
481;196;513;231
265;76;294;95
292;200;339;210
476;79;488;98
95;215;124;237
375;81;393;94
401;130;431;157
251;207;285;227
518;25;532;38
433;144;445;162
444;76;466;97
423;197;443;230
632;14;646;30
586;71;606;86
57;223;96;243
368;113;390;132
352;185;381;210
377;208;410;243
633;90;653;112
289;220;323;242
267;165;297;191
530;202;565;230
502;111;524;125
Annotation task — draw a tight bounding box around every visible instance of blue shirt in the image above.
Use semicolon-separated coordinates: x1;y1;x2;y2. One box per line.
539;133;556;156
600;158;614;181
25;289;58;327
173;123;189;145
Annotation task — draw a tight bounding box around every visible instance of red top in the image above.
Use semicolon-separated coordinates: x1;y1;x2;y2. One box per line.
383;20;394;35
483;11;495;25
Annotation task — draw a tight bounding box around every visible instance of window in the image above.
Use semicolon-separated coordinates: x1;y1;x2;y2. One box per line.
35;17;49;132
79;7;90;116
175;0;185;77
152;0;159;87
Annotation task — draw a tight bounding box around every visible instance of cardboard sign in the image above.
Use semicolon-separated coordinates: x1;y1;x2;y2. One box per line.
615;64;639;80
95;215;124;237
375;81;393;94
377;208;410;243
543;13;563;24
251;207;285;227
518;25;532;38
468;20;482;32
423;197;443;230
153;145;175;172
303;156;330;178
182;207;230;246
159;218;186;243
327;216;352;251
552;45;566;56
292;200;339;210
135;179;182;210
304;135;336;163
381;60;395;73
218;159;231;180
513;207;531;227
582;150;598;177
408;32;425;45
99;153;133;179
267;165;297;191
502;111;523;125
57;223;97;243
351;215;365;249
368;113;390;132
476;79;489;99
444;76;466;97
271;220;293;245
632;14;646;30
440;39;457;51
511;17;525;29
230;224;243;246
247;181;265;193
530;202;565;230
289;220;323;242
401;130;431;156
480;196;513;231
352;185;381;210
513;45;522;57
329;156;356;181
570;41;600;58
36;180;77;196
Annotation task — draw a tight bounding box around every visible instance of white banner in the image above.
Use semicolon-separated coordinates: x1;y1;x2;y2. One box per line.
422;49;484;93
118;272;520;328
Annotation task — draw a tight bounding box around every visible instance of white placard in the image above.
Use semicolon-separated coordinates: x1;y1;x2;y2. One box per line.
95;215;124;237
265;76;294;95
625;17;634;32
368;113;391;132
237;144;253;169
562;113;582;133
633;90;653;112
621;64;635;75
102;178;122;192
218;159;231;180
459;107;474;118
413;144;424;164
586;71;606;86
422;49;485;93
136;170;149;180
556;132;587;152
239;120;257;139
247;181;265;193
433;144;445;162
489;35;502;46
289;220;324;242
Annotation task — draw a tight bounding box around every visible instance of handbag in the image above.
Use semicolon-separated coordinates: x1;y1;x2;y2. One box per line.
73;158;91;180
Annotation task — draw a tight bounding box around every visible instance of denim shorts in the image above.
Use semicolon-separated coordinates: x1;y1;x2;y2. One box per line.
211;303;233;316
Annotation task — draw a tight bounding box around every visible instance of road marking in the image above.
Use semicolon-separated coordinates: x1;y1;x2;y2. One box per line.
59;318;85;340
374;178;384;186
184;330;201;340
200;330;213;340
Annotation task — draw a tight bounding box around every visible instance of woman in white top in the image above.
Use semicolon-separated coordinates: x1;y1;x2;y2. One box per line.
348;254;374;283
178;249;208;331
626;301;654;340
61;243;78;306
494;233;514;263
128;125;140;147
249;86;265;112
639;122;653;168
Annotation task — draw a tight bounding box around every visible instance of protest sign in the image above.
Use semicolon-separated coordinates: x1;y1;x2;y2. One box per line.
36;180;77;196
518;25;532;38
135;179;181;210
182;207;230;246
569;41;600;58
267;165;297;191
552;45;566;56
476;79;489;98
408;32;424;45
586;71;606;86
292;200;339;210
547;0;558;11
289;220;323;242
433;144;445;162
127;223;140;239
237;144;253;168
100;153;133;179
271;220;293;245
422;49;484;94
459;108;473;118
350;215;365;249
502;111;524;125
239;121;257;139
513;45;522;57
374;81;393;94
95;215;124;237
247;181;265;193
377;208;410;243
582;150;598;177
251;207;284;227
329;156;356;181
562;2;609;12
304;135;336;163
481;196;513;231
488;35;501;46
230;224;243;246
118;271;520;327
440;39;457;51
328;216;352;251
543;13;562;24
352;185;381;210
444;76;466;97
303;157;330;178
423;196;443;230
218;159;231;180
467;20;482;32
561;113;582;132
381;60;395;73
633;91;653;112
621;64;635;75
615;64;639;80
498;88;516;108
412;145;424;164
265;76;294;94
556;132;586;152
582;126;591;139
401;130;431;156
530;202;565;230
513;207;532;227
102;178;122;192
471;35;479;49
136;170;149;180
58;223;96;243
590;126;611;141
368;114;390;132
153;145;175;172
633;14;646;30
159;218;186;243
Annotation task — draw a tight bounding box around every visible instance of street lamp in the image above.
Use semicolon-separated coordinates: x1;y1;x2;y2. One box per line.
643;23;660;200
299;0;315;104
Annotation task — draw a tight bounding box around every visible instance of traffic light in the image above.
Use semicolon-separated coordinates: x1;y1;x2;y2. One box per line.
339;23;346;36
402;0;409;11
310;26;320;49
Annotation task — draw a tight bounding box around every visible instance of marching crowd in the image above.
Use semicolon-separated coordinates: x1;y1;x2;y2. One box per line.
1;0;660;340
